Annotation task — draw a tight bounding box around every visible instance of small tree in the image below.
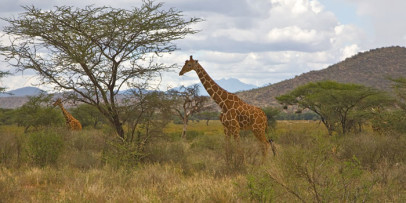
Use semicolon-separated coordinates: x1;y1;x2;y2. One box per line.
262;106;280;130
390;77;406;110
70;104;106;128
122;88;174;146
14;93;64;132
194;111;220;126
371;77;406;135
0;2;200;139
170;84;208;138
103;89;174;167
277;81;393;135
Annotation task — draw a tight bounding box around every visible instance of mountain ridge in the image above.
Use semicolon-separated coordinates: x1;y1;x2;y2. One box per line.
0;87;44;97
1;46;405;109
237;46;406;107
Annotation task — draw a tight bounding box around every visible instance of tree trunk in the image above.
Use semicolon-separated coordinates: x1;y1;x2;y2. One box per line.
182;117;188;138
112;115;125;140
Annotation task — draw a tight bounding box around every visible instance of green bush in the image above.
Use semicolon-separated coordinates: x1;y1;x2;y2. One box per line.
26;130;64;167
0;127;24;167
277;130;316;149
339;133;406;170
190;135;222;151
185;130;203;141
102;139;144;169
245;170;275;201
12;94;64;132
143;140;187;164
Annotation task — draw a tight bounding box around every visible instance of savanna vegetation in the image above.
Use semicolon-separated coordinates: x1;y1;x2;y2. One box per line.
0;77;405;202
0;1;405;202
1;118;406;202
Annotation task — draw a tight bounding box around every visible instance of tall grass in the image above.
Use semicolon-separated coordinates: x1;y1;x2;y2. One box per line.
0;121;405;202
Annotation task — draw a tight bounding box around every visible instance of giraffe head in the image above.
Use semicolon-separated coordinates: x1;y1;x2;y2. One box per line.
53;98;62;107
179;55;199;76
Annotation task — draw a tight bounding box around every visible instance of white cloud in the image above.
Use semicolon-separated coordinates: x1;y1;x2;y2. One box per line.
266;26;318;44
1;0;401;91
340;44;360;60
345;0;406;47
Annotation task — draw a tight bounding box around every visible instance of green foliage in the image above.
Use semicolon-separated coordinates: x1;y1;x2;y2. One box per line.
0;1;200;138
184;130;204;141
144;140;188;165
262;106;280;129
190;134;222;151
246;171;275;202
13;93;64;132
0;126;24;167
277;80;393;135
267;142;376;202
102;139;144;169
0;120;405;202
0;108;14;125
367;77;406;135
70;104;106;128
169;85;209;138
122;90;174;145
390;77;406;110
193;111;220;125
339;133;406;170
276;111;320;120
26;130;64;167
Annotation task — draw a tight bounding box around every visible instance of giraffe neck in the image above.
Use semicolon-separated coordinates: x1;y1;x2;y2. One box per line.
194;63;231;107
58;104;73;121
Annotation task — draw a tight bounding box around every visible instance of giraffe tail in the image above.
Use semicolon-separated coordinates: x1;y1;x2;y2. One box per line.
268;138;277;156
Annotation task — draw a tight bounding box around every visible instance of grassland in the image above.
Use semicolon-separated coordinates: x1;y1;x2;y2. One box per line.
1;121;406;202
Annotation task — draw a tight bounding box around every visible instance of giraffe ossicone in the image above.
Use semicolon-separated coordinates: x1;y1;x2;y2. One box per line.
53;98;82;131
179;55;274;161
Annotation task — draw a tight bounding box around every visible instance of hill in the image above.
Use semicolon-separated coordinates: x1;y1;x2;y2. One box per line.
237;46;406;107
0;87;46;109
0;87;44;97
2;47;406;109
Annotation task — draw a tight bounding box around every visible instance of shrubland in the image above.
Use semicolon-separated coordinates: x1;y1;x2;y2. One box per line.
1;120;405;202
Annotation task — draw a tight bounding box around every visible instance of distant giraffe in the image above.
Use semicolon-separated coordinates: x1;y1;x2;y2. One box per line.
179;56;275;163
53;98;82;131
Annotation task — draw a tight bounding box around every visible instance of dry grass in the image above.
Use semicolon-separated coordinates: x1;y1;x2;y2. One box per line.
1;121;405;202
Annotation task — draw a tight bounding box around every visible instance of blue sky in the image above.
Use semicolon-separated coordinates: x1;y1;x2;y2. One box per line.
1;0;406;91
320;0;372;35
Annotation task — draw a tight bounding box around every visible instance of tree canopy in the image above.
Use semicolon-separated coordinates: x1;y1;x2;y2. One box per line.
276;80;394;135
0;1;200;139
169;84;209;138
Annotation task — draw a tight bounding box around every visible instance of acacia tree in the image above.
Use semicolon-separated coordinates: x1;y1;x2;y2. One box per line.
0;2;200;139
277;81;392;135
170;84;208;138
121;87;174;145
371;77;406;135
391;77;406;110
14;93;64;132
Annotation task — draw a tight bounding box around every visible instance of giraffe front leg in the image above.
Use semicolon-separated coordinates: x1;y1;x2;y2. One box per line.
221;113;233;163
233;130;245;167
